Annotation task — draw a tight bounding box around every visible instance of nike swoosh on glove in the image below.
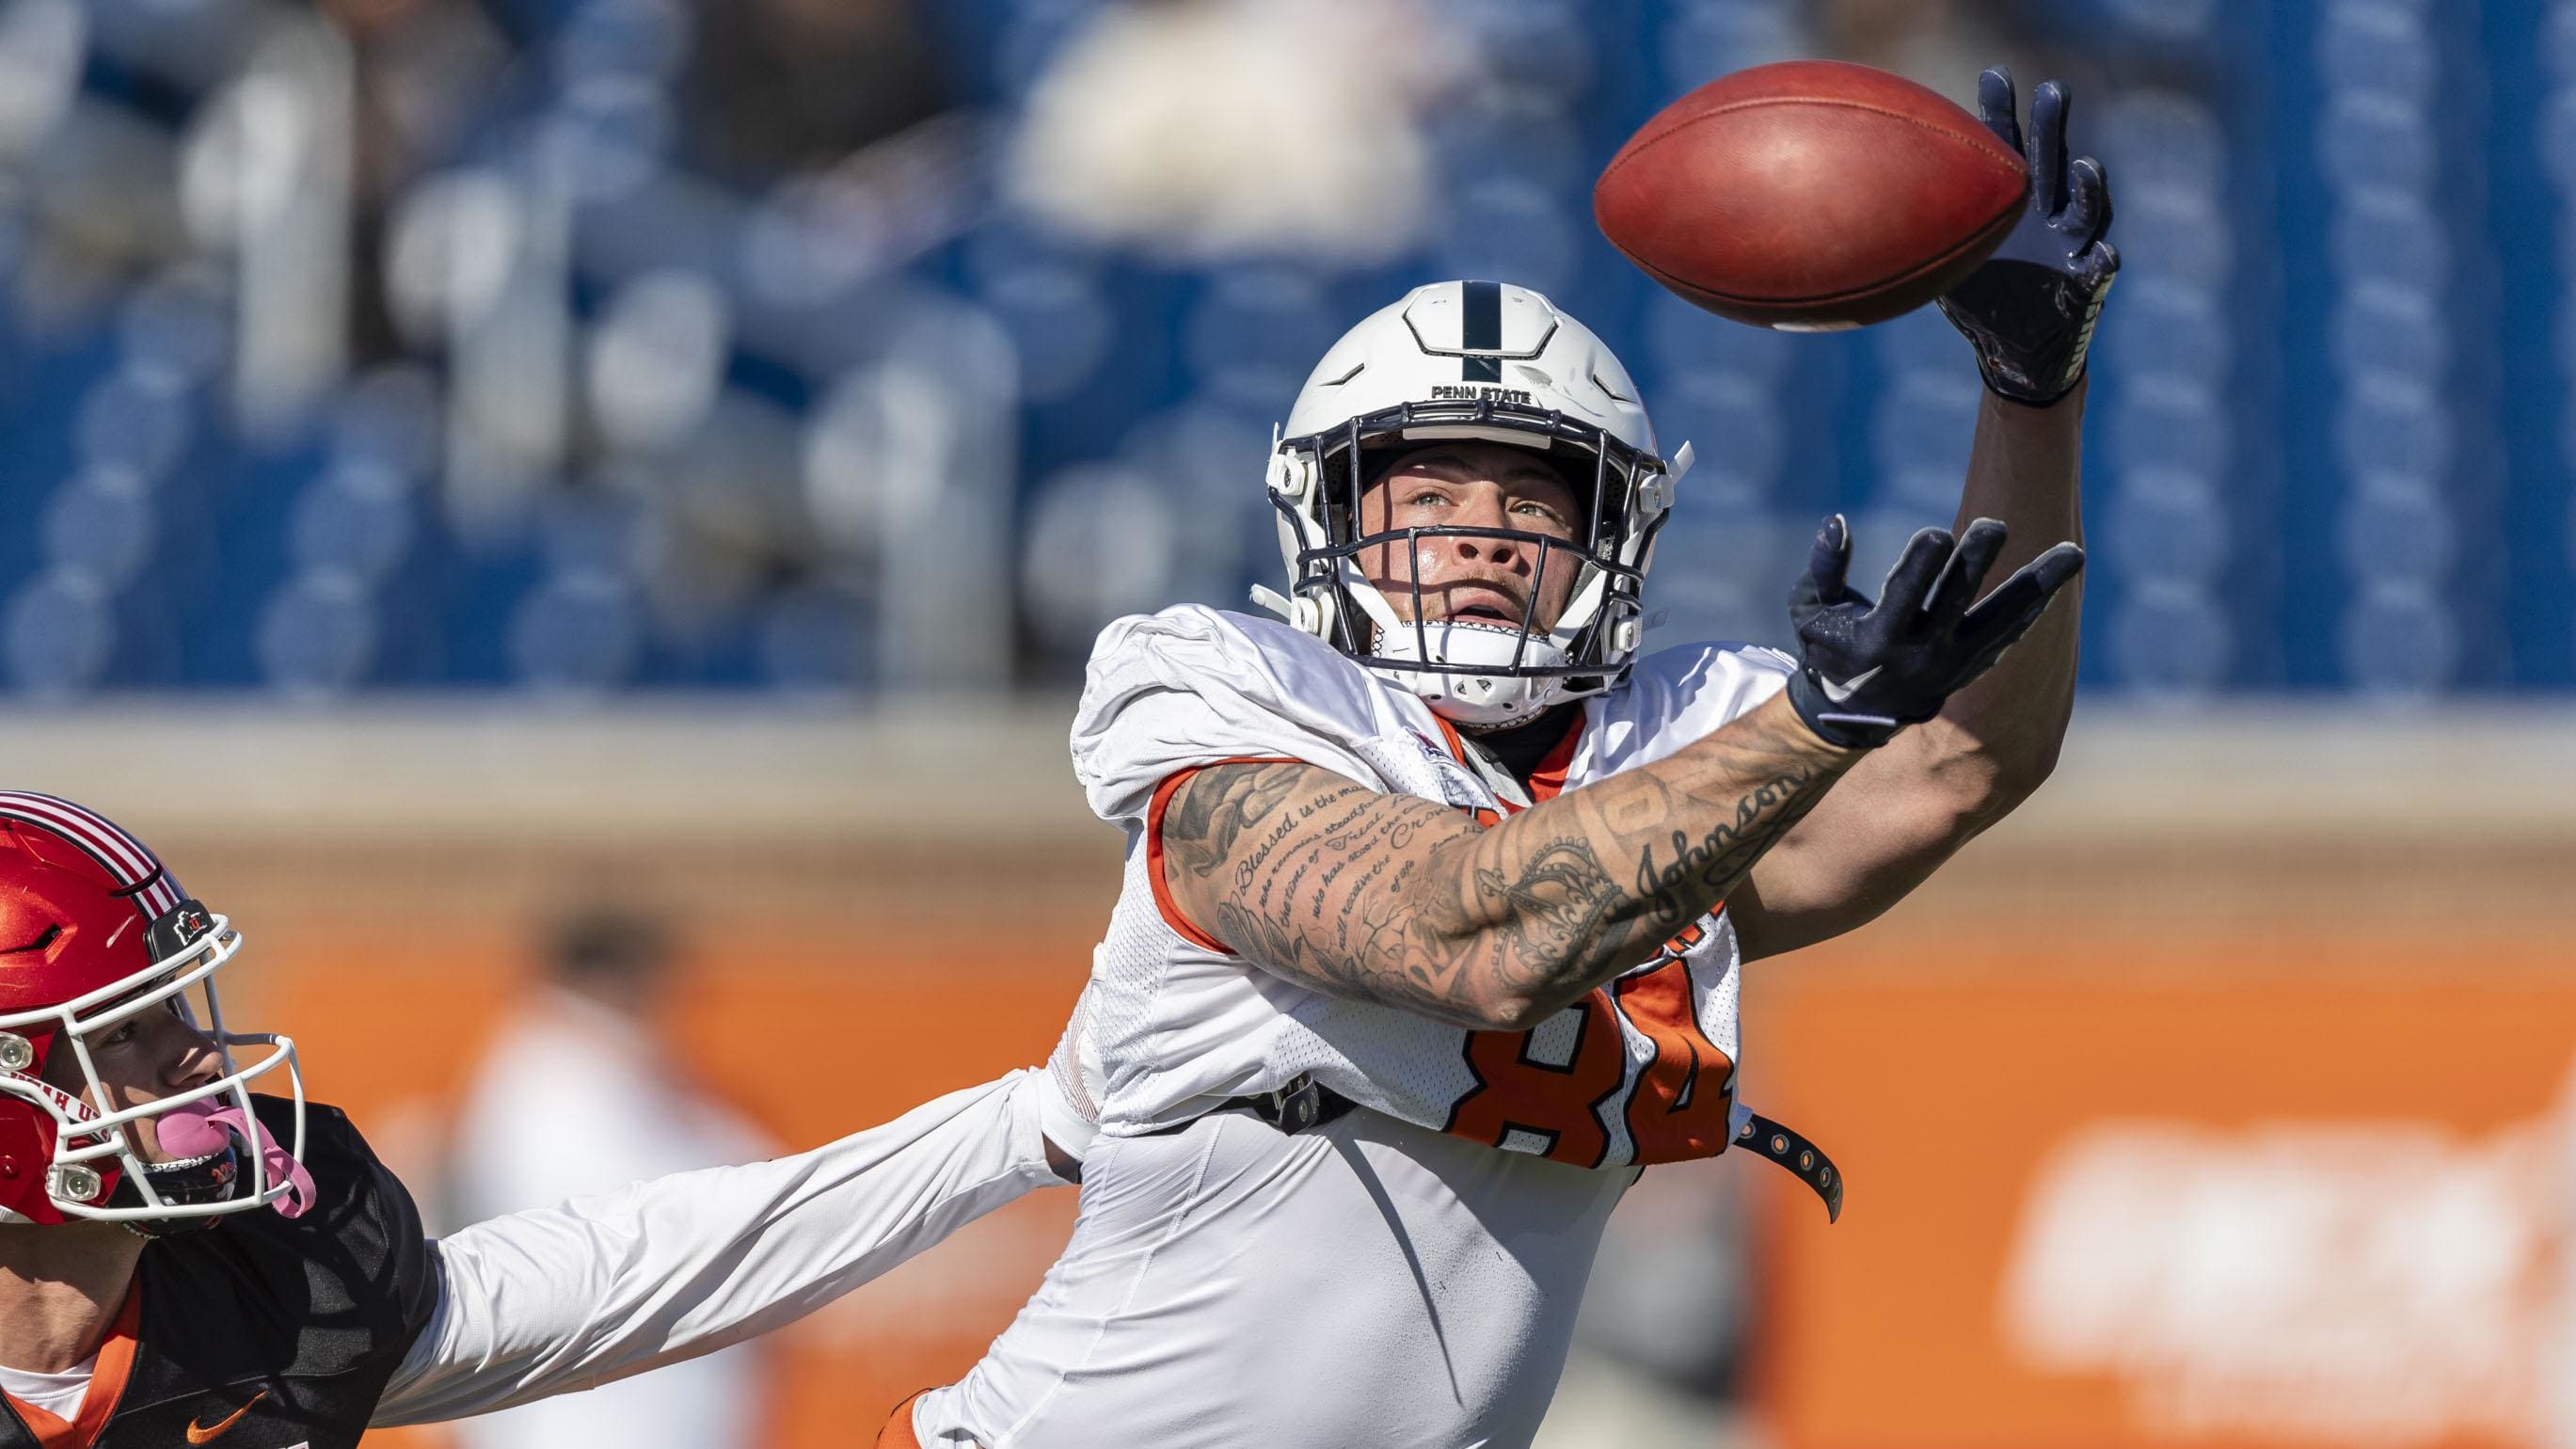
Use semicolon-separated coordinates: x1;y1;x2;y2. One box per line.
1783;514;2085;749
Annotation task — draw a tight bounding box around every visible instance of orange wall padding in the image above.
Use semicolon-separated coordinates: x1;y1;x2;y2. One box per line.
234;912;2574;1449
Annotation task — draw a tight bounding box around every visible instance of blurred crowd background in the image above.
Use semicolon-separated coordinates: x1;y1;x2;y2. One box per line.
4;0;2569;699
3;2;2573;1449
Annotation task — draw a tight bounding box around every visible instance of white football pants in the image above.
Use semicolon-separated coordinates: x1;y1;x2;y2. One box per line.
907;1103;1634;1449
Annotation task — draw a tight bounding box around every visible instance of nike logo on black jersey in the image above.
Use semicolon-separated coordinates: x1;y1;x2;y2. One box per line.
184;1390;266;1444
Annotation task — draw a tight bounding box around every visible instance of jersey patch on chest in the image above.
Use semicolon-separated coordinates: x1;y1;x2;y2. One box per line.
1402;729;1501;814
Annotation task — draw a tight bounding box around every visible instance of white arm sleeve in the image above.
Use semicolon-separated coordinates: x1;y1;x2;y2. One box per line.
1070;605;1407;827
372;1069;1062;1426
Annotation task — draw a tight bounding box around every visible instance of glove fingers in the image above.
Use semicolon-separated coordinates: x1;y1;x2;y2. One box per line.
1957;597;2048;679
1925;518;2010;620
2027;80;2069;216
2068;155;2112;242
1975;66;2023;153
1957;543;2085;658
2085;238;2121;284
1800;513;1854;604
1877;527;1958;618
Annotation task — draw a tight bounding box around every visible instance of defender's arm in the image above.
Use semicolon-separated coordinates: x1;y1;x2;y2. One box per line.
372;1071;1061;1426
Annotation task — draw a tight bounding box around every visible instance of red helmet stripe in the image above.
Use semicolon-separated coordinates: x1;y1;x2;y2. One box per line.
0;793;179;921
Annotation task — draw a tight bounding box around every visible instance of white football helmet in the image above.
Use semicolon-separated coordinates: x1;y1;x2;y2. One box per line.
1257;280;1692;727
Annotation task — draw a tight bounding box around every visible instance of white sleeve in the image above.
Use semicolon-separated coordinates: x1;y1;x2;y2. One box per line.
371;1069;1062;1426
1589;642;1797;772
1070;605;1399;827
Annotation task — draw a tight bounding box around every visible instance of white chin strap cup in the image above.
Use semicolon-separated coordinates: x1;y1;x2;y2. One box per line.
1368;617;1571;728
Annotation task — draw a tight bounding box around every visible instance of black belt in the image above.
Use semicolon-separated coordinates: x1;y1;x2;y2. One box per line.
1737;1112;1844;1223
1220;1075;1358;1136
1222;1076;1845;1222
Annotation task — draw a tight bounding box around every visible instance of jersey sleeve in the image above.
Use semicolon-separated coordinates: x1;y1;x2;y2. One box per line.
368;1069;1063;1426
1070;605;1397;827
1590;641;1797;772
256;1097;443;1370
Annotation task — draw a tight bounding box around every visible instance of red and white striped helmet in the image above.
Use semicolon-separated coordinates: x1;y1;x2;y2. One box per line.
0;792;304;1227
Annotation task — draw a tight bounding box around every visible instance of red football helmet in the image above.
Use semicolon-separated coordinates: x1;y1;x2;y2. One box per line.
0;792;304;1228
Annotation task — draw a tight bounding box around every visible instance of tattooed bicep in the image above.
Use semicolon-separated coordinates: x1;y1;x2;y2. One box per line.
1156;759;1491;1015
1156;761;1358;881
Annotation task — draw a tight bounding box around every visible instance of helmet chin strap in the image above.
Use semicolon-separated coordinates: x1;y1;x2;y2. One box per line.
1360;606;1572;729
1336;558;1602;728
1372;625;1567;726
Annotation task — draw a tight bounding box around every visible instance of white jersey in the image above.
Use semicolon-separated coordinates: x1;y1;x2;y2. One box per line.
1064;603;1794;1169
902;610;1801;1449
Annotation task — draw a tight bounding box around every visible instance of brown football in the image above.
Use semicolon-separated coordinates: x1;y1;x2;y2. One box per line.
1594;60;2028;330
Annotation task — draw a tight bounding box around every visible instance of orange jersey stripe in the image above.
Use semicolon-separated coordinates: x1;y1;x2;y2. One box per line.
4;1279;139;1449
875;1389;930;1449
1144;756;1297;955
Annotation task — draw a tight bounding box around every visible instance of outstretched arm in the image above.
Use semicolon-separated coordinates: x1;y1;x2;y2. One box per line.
371;1070;1063;1426
1732;373;2088;957
1161;691;1858;1032
1161;515;2075;1029
1732;68;2111;960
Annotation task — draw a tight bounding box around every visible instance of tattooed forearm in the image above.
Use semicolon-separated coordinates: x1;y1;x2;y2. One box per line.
1471;836;1623;973
1157;692;1863;1030
1630;765;1832;927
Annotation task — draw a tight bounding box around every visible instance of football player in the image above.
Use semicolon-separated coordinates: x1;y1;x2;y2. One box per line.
896;70;2113;1448
0;791;1066;1449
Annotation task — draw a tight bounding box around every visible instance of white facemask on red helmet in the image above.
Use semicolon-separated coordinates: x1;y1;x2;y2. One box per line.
1257;280;1693;728
0;793;309;1233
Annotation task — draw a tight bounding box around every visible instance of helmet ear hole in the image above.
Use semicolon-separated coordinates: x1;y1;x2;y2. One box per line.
47;1163;102;1206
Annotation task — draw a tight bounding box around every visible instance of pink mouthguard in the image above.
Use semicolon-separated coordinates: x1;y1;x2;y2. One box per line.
153;1098;315;1218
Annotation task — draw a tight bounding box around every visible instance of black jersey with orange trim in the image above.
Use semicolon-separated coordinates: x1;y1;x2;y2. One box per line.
0;1097;437;1449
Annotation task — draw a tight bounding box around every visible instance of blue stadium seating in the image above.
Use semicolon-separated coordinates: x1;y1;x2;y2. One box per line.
0;0;2568;696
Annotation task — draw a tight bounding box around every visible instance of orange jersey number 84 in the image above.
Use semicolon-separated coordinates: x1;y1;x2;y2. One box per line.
1439;924;1736;1169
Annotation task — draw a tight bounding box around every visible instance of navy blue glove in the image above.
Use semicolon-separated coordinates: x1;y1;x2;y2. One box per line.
1937;68;2118;406
1784;515;2085;749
